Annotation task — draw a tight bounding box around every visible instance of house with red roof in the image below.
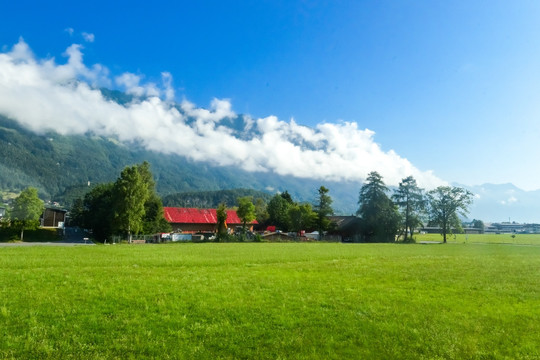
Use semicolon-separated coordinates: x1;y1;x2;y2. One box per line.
163;207;257;234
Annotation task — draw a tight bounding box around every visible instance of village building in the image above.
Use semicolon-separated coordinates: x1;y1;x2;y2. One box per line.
41;207;67;228
163;207;256;234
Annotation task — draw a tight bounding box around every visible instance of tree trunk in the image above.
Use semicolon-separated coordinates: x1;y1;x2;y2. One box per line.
20;227;24;242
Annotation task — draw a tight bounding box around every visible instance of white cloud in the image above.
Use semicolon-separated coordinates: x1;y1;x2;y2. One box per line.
0;39;446;189
82;32;95;43
500;196;518;205
65;28;74;36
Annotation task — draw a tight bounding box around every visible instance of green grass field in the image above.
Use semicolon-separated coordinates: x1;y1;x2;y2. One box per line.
415;232;540;245
1;242;539;359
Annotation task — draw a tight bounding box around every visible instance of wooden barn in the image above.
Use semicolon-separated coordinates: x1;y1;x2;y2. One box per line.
42;207;67;228
163;207;256;234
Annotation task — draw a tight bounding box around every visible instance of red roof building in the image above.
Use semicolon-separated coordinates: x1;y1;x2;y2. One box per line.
163;207;256;233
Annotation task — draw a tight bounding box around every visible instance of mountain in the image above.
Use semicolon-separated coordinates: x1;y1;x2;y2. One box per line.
459;183;540;224
1;87;538;222
0;114;360;213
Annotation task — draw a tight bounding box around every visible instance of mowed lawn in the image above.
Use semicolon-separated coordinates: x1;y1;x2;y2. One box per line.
1;243;539;359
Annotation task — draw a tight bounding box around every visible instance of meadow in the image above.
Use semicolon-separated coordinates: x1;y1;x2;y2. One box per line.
0;242;539;359
415;232;540;245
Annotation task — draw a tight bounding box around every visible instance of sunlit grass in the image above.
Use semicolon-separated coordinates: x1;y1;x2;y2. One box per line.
415;232;540;245
0;243;539;359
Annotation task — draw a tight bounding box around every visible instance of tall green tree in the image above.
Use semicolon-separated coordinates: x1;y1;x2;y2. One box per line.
216;203;228;241
280;191;294;204
392;176;425;241
69;198;85;228
267;193;291;231
288;203;316;233
237;197;256;239
76;162;168;242
81;183;115;242
314;186;334;240
427;186;474;243
113;164;150;242
142;193;172;234
254;197;269;228
357;172;401;242
11;187;43;241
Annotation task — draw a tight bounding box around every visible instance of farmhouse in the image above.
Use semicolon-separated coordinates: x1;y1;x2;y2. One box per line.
163;207;256;234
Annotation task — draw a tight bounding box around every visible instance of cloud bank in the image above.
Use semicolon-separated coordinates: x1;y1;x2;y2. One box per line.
0;39;445;189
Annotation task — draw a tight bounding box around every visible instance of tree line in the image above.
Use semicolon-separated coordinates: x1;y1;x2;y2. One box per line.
2;162;474;244
249;172;473;243
356;171;473;243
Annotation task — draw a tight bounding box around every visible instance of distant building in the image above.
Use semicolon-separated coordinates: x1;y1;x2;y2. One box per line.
328;216;363;241
163;207;257;234
484;222;540;234
0;206;6;219
42;207;67;228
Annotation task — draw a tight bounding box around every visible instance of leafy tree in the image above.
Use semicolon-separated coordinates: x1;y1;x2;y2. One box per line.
142;193;172;234
10;187;43;241
254;197;269;228
427;186;474;243
216;203;228;241
69;198;85;227
237;196;256;239
267;193;291;231
113;164;151;242
314;186;334;240
357;172;401;242
471;219;485;233
280;191;294;204
77;162;168;242
288;203;316;233
392;176;425;241
81;183;115;242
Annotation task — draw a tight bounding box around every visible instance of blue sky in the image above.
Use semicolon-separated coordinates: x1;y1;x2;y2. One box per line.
2;1;540;190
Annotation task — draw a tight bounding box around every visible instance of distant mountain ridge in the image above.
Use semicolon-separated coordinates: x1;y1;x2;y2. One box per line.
1;89;538;222
0;113;360;213
459;183;540;223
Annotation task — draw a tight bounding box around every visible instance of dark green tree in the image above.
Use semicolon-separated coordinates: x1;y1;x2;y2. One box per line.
254;197;269;228
427;186;474;243
267;193;291;231
11;187;44;241
288;202;317;233
392;176;425;241
113;162;157;242
357;172;401;242
69;198;85;227
314;186;334;240
237;196;256;239
142;193;172;234
216;203;228;241
81;183;115;242
280;191;294;204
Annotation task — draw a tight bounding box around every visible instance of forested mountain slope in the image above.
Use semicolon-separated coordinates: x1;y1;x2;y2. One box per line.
0;115;360;213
